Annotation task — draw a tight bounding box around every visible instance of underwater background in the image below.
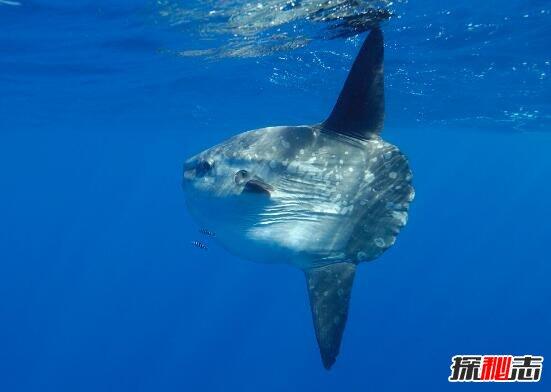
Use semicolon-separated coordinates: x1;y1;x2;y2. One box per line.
1;0;550;391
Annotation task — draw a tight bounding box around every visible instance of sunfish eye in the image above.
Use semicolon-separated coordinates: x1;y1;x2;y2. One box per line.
234;169;249;184
195;160;213;177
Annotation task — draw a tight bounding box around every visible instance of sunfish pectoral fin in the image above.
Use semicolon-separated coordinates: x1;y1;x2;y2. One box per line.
305;262;356;369
242;178;273;197
322;27;384;139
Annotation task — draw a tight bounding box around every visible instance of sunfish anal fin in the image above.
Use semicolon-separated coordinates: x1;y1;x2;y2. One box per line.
305;262;356;370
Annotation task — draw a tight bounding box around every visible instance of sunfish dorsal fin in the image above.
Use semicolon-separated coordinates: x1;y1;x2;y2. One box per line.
322;27;385;138
305;262;356;369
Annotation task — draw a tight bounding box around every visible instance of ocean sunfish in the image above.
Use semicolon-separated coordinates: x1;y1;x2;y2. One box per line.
182;28;414;369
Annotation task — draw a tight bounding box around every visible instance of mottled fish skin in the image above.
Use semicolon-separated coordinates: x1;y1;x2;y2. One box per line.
182;125;413;269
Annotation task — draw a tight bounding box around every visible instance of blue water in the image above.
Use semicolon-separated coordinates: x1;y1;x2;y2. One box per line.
1;1;550;391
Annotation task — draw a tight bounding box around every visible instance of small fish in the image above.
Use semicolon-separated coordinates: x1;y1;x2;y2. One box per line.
199;228;216;237
191;240;208;250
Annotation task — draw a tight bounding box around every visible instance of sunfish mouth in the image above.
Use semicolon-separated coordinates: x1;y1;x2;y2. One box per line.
242;178;273;196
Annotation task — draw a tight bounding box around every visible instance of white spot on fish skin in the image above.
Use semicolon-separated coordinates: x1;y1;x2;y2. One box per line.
288;162;299;173
364;170;374;183
374;237;386;247
392;211;408;226
357;251;367;261
339;159;344;165
348;167;354;172
299;149;305;155
340;205;354;215
389;172;398;179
